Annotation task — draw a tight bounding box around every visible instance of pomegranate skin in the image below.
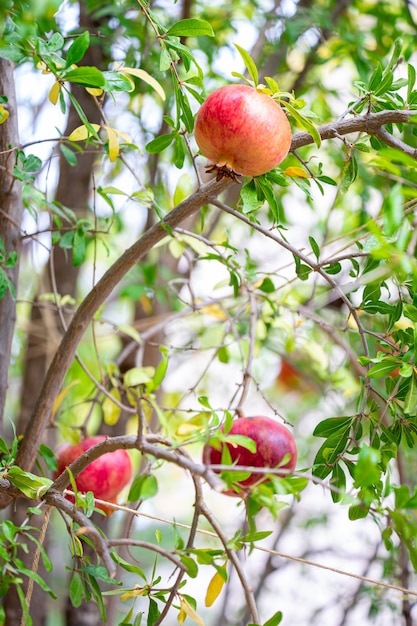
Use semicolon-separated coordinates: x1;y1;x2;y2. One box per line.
194;84;292;178
54;435;132;514
202;416;297;496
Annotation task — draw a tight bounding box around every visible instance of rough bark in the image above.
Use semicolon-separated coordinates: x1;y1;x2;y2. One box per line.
3;4;106;624
0;58;22;434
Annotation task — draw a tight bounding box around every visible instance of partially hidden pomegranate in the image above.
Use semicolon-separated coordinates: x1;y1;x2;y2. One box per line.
194;84;292;179
202;415;297;496
54;435;132;514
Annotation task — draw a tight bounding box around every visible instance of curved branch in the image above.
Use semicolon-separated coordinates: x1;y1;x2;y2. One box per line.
15;178;231;473
49;434;224;494
291;109;417;152
11;107;417;478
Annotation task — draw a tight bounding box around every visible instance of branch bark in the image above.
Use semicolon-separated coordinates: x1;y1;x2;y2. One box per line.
0;59;22;433
291;109;417;152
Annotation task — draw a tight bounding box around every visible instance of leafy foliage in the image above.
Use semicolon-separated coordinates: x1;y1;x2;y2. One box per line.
3;0;417;625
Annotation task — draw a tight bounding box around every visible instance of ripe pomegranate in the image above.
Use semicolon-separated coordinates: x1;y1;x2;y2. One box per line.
54;435;132;514
202;416;297;496
194;84;292;179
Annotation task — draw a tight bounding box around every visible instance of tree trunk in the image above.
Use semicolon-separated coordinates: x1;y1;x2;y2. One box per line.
0;58;22;434
3;4;106;624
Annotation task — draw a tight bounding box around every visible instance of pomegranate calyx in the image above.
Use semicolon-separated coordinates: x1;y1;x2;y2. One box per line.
205;163;242;183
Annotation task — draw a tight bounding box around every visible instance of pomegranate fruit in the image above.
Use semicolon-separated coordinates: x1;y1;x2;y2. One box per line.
194;84;292;179
202;416;297;496
54;435;132;514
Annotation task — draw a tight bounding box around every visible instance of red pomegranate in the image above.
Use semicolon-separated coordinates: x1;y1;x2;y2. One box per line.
54;435;132;514
194;84;292;179
202;415;297;496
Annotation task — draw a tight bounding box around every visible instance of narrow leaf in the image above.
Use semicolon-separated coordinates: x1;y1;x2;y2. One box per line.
120;67;166;100
68;123;101;142
103;125;120;162
234;44;258;86
281;100;321;147
205;571;225;607
178;596;205;626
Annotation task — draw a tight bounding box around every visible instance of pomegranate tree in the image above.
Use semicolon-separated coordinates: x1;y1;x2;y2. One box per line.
202;415;297;496
194;84;292;179
54;435;132;514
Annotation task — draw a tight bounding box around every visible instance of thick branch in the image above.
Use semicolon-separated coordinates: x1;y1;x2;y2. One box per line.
11;106;417;477
291;109;417;152
14;178;231;473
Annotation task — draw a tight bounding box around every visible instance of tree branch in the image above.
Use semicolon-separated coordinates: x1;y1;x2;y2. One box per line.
291;109;417;152
10;106;417;479
14;178;231;473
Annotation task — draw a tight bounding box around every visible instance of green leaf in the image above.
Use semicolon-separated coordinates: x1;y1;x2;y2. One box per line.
368;63;383;92
366;359;400;378
0;268;9;300
258;277;275;293
69;572;84;608
348;502;370;520
147;598;160;626
254;176;281;222
404;373;417;416
309;236;320;260
110;552;147;580
281;100;321;147
102;71;133;92
234;44;258;86
62;66;105;88
45;32;65;52
408;63;416;102
0;436;10;455
313;416;353;438
152;349;169;389
146;133;176;154
341;154;358;192
180;555;198;578
226;433;257;453
128;474;158;501
330;464;346;503
83;564;121;586
353;444;381;488
263;611;283;626
66;31;90;67
7;467;52;499
323;262;342;275
72;227;87;267
166;18;214;38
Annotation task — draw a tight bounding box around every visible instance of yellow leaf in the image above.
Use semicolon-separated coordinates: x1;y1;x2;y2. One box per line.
68;123;101;141
200;304;228;320
49;81;61;105
102;387;121;425
284;166;310;178
112;127;131;143
52;380;80;418
120;586;147;601
175;422;202;436
205;571;225;607
103;124;119;162
86;87;103;96
0;105;9;124
120;67;166;101
178;597;205;626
